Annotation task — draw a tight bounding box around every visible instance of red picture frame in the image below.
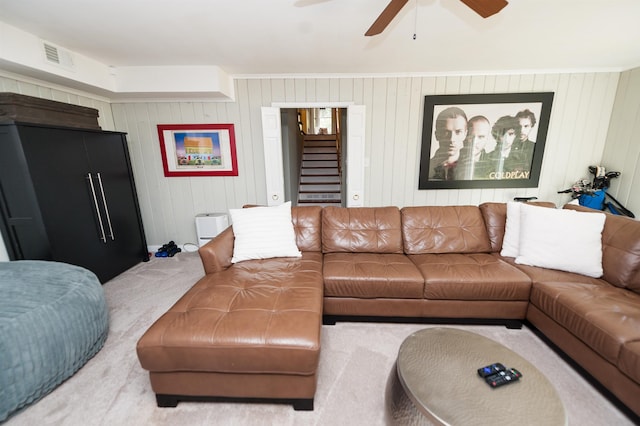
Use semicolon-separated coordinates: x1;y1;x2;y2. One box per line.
157;123;238;177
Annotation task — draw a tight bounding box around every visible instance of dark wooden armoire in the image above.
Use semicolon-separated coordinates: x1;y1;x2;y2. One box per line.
0;93;148;282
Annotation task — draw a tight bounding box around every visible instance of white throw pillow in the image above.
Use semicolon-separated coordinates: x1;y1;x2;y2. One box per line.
229;202;301;263
515;203;605;278
500;202;522;257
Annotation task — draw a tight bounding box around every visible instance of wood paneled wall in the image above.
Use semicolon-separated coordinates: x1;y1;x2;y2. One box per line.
1;69;632;250
112;73;622;246
602;67;640;217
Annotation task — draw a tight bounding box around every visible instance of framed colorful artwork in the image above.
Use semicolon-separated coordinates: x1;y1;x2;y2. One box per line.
157;124;238;177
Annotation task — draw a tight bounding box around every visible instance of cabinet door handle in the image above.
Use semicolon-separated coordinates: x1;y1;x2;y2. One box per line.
96;173;115;241
87;173;107;243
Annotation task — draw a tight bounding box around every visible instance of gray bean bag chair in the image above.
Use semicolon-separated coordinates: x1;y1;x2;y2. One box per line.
0;261;109;421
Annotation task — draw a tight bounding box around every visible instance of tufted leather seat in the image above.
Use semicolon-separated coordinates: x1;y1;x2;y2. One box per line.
411;253;531;301
322;205;535;320
523;204;640;415
323;252;425;299
401;205;531;302
530;281;640;365
136;207;323;410
322;206;425;300
137;254;323;375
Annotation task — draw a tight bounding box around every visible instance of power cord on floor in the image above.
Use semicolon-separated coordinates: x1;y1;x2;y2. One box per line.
182;242;199;253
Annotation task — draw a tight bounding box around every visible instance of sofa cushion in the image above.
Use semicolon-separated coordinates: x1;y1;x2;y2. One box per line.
530;281;640;366
402;206;492;254
229;202;301;263
409;253;531;300
479;202;509;253
137;252;323;375
564;204;640;294
479;202;556;253
322;206;403;253
292;205;323;252
323;253;424;299
498;254;605;286
501;201;523;257
515;203;605;278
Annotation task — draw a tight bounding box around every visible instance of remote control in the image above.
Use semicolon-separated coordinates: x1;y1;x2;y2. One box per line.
485;368;522;388
477;363;506;378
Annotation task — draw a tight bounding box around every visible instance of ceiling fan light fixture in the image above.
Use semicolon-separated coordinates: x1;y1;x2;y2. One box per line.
364;0;509;37
459;0;509;18
365;0;409;36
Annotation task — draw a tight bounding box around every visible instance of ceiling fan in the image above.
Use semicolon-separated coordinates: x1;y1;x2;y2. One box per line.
365;0;508;36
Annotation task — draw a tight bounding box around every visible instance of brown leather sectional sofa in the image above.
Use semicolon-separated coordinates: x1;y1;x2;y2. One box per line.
137;202;640;417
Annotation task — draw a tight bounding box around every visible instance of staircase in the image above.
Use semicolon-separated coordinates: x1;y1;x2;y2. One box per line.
297;135;343;207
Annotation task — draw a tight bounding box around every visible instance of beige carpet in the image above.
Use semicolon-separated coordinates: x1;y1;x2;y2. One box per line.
5;252;636;425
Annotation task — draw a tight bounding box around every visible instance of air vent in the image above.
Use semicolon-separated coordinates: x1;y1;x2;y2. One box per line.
43;42;75;69
44;43;59;63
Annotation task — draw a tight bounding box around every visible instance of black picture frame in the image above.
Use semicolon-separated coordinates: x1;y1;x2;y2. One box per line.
418;92;554;189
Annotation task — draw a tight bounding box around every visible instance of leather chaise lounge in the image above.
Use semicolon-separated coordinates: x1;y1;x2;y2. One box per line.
136;206;324;410
137;202;640;417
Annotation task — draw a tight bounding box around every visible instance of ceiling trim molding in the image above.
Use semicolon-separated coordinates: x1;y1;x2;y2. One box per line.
271;101;354;108
232;67;632;80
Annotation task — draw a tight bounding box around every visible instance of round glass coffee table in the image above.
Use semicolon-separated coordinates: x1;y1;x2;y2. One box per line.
386;327;567;426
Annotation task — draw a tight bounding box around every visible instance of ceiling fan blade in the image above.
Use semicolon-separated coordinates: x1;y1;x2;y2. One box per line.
460;0;508;18
365;0;409;36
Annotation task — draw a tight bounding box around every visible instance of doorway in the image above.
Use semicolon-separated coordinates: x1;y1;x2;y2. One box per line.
261;104;365;207
281;107;346;206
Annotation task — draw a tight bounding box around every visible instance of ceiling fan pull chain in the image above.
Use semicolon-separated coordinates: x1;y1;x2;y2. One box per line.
413;0;418;40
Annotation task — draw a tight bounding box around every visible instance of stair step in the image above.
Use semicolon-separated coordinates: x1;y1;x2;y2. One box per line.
303;134;337;141
303;153;337;161
298;200;341;207
298;193;342;202
301;168;339;176
300;175;341;184
304;147;337;154
299;184;341;193
304;140;336;147
302;160;338;168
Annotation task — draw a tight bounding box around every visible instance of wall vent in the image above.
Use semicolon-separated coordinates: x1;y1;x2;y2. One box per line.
43;42;75;70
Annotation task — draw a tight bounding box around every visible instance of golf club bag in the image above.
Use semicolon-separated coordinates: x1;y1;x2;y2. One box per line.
558;166;635;218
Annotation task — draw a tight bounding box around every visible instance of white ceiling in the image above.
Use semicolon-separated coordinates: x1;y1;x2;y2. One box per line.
2;0;640;76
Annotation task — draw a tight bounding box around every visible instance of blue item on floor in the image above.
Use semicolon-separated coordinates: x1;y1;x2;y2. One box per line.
155;241;181;257
578;188;606;210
